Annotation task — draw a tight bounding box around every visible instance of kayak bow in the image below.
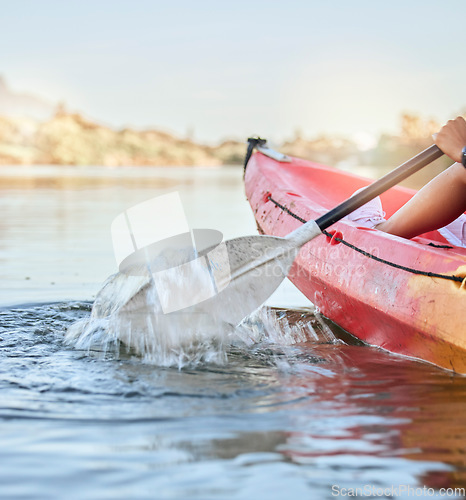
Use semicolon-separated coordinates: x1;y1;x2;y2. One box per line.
245;147;466;373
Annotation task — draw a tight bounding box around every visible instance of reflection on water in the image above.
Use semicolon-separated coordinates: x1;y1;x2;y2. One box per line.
0;303;466;499
1;165;466;499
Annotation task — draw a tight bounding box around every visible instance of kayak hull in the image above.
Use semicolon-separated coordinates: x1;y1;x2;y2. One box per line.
245;151;466;373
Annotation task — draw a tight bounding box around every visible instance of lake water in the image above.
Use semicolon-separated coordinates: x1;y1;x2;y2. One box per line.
1;165;466;499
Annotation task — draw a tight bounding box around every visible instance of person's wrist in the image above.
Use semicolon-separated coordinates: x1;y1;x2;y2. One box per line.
462;146;466;168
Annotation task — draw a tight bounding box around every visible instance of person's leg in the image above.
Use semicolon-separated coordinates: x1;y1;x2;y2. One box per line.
376;162;466;239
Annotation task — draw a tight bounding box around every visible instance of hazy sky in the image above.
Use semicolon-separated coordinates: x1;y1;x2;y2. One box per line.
1;0;465;144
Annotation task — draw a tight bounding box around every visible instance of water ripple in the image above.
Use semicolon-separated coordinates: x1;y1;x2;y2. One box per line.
1;301;466;498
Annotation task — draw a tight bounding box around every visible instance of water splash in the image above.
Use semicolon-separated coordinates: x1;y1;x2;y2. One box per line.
65;242;261;367
244;307;341;346
66;250;341;368
66;272;238;368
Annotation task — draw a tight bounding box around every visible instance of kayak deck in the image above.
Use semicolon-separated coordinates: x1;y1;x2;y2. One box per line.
245;151;466;374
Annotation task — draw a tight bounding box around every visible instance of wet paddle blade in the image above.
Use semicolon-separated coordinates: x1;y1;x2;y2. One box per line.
87;233;306;330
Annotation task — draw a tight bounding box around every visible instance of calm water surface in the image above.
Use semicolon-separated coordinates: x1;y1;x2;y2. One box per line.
1;165;466;499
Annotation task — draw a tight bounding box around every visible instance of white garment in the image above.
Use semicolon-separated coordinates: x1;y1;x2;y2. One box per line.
438;215;466;248
345;188;386;229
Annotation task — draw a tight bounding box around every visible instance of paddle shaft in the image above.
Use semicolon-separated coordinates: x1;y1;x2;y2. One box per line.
315;144;443;231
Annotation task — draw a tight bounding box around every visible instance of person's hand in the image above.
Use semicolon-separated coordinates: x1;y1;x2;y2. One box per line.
434;116;466;163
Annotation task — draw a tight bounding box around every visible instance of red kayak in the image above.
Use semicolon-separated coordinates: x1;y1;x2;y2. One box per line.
245;147;466;373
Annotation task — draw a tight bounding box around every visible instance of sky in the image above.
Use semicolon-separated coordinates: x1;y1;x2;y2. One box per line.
1;0;465;145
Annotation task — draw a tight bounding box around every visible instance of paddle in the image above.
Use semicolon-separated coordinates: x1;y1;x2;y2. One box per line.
185;143;444;326
93;144;443;331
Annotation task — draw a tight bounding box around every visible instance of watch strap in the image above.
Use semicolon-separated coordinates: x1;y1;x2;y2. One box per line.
462;146;466;168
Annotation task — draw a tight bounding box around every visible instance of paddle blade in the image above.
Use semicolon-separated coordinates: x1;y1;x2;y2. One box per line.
95;233;300;327
78;232;302;353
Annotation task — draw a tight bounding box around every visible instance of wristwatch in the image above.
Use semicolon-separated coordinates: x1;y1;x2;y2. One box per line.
462;146;466;167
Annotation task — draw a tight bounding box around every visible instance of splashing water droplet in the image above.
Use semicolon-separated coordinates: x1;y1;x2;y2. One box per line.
65;247;263;368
